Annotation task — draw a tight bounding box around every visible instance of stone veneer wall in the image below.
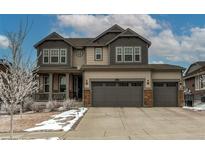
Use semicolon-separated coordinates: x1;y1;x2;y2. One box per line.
84;90;91;107
144;89;153;107
178;89;184;107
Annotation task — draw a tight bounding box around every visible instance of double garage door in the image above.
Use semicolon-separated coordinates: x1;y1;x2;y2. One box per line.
92;81;143;107
91;81;178;107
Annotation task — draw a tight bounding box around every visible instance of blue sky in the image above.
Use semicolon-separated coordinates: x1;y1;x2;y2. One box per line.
1;14;205;68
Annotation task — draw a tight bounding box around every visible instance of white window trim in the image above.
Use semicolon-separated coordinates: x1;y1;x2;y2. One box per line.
134;46;142;62
50;49;60;64
43;49;49;64
95;48;103;61
60;48;67;64
124;47;133;62
115;47;123;63
195;75;205;91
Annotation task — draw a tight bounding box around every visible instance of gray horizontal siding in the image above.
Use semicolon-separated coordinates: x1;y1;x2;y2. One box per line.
37;40;72;68
109;37;148;65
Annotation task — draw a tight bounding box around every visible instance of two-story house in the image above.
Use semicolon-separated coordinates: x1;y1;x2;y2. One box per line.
34;24;184;107
184;61;205;104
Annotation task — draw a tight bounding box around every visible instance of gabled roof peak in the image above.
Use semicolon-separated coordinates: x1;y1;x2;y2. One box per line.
92;24;124;42
34;32;74;48
105;27;151;46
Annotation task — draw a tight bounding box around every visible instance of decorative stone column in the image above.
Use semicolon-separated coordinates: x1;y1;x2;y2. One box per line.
144;89;153;107
84;89;91;107
178;89;184;107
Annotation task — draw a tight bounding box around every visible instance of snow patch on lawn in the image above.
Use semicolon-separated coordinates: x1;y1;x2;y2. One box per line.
183;103;205;111
24;107;87;132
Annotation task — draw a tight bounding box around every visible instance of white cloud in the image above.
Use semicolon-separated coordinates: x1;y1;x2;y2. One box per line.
0;35;9;49
151;60;164;64
54;14;205;64
150;27;205;63
56;14;161;37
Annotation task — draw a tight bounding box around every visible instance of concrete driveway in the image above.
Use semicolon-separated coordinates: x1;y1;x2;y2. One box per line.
64;107;205;139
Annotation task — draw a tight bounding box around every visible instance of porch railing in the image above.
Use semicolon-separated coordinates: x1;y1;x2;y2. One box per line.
52;93;66;101
34;93;49;101
34;93;66;101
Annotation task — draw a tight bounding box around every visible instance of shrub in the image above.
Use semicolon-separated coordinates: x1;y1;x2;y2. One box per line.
62;99;75;110
23;97;34;111
46;100;62;111
30;102;46;112
1;103;20;114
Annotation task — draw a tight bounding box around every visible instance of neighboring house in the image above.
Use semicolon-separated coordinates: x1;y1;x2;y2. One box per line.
0;59;10;110
184;61;205;104
34;24;184;107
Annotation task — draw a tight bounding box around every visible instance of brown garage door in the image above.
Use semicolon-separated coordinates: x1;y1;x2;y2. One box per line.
91;81;143;107
153;82;178;107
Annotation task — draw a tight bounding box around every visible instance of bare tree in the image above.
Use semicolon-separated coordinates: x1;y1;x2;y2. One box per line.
0;19;39;139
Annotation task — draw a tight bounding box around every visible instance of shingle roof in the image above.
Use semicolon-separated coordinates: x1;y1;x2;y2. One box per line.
196;61;205;67
34;24;152;48
65;38;93;47
105;28;151;46
34;32;74;48
184;61;205;77
92;24;124;42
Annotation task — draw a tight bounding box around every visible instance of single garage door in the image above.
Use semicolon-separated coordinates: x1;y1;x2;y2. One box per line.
153;82;178;107
92;81;143;107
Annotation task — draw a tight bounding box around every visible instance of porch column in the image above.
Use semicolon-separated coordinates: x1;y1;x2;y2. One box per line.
49;73;53;101
66;73;69;100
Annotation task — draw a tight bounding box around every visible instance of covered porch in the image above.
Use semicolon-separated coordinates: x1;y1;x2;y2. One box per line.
34;71;82;102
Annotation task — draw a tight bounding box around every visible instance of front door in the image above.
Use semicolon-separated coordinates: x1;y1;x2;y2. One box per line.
73;75;82;100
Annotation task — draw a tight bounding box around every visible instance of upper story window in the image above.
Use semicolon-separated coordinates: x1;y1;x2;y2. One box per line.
134;47;141;62
116;47;123;62
42;48;67;64
95;48;103;61
50;49;59;64
60;49;67;64
115;46;141;63
43;49;49;64
124;47;133;62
